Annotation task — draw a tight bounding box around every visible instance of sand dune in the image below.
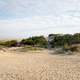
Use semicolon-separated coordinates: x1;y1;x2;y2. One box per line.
0;50;80;80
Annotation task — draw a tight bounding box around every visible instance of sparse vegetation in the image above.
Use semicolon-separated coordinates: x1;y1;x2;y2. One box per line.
0;33;80;54
15;46;43;52
48;33;80;54
4;40;17;47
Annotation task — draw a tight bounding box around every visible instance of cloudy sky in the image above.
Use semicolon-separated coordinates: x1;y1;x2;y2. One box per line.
0;0;80;39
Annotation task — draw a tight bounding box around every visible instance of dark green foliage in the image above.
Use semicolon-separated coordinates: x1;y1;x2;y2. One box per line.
48;33;80;48
0;41;5;46
54;36;63;47
72;33;80;44
21;36;48;48
21;38;34;46
4;40;17;47
62;34;73;45
0;33;80;49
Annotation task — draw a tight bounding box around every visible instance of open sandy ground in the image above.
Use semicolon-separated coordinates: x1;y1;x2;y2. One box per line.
0;50;80;80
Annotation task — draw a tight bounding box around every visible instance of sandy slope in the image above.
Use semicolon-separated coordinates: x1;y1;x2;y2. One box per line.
0;50;80;80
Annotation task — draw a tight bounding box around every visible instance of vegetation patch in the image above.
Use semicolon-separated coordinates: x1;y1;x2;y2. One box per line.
13;46;43;52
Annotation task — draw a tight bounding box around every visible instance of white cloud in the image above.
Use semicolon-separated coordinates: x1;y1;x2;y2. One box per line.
0;15;80;39
0;0;80;38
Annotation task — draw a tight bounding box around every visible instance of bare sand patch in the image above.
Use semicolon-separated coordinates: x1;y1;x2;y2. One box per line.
0;50;80;80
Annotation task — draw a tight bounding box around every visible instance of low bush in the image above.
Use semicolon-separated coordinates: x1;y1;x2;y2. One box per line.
21;36;48;48
4;40;17;47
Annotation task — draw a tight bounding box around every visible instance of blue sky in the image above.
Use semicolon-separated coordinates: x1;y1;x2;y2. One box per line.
0;0;80;39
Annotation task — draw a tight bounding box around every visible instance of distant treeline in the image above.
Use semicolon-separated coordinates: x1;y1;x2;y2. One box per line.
48;33;80;48
0;33;80;48
0;36;48;48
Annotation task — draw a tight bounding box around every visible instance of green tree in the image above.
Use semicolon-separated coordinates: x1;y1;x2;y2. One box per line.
21;36;47;48
4;40;17;47
72;33;80;44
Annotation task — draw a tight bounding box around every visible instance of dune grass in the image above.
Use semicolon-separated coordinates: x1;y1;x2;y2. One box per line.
13;46;44;52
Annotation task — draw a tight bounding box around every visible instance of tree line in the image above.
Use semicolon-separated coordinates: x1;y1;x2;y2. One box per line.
48;33;80;48
0;36;48;48
0;33;80;48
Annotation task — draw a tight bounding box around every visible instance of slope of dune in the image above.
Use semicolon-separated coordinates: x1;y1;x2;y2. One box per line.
0;50;80;80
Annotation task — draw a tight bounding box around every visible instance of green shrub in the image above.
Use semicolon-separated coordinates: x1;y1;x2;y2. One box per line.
4;40;17;47
48;33;80;48
21;36;48;48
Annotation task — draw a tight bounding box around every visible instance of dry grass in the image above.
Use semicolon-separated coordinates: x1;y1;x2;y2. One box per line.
0;50;80;80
